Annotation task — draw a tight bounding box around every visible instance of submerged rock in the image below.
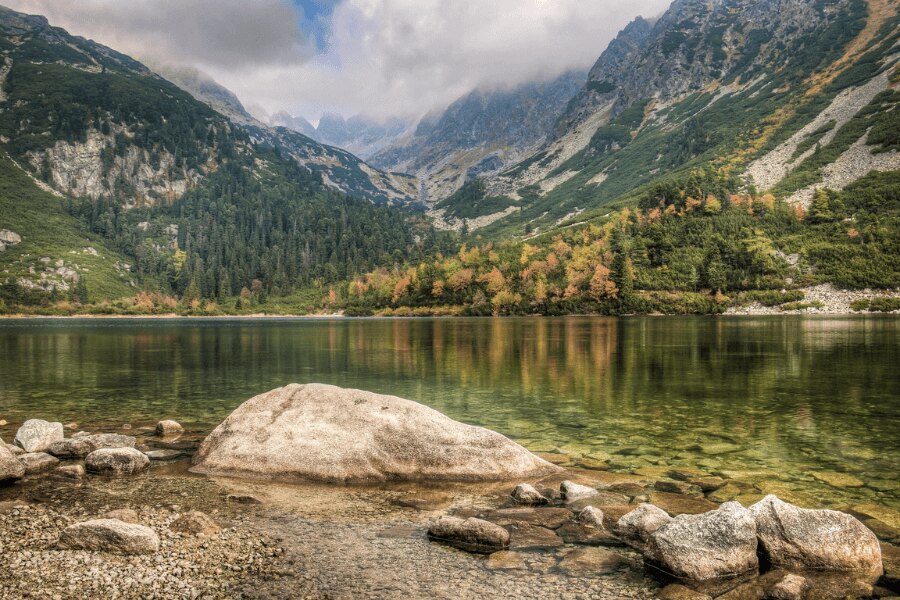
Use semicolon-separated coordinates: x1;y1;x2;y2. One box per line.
19;452;59;474
557;546;627;576
647;502;758;582
560;480;599;502
481;506;573;529
15;419;64;453
485;550;525;570
85;448;150;476
750;495;883;581
155;420;183;436
616;503;672;550
511;483;549;505
57;519;159;554
48;434;135;458
0;444;26;482
191;384;561;483
55;464;85;479
508;524;564;550
427;516;509;553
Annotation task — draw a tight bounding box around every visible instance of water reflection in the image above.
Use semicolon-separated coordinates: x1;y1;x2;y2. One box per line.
0;316;897;508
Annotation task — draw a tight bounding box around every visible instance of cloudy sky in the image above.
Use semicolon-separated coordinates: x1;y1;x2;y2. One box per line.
5;0;670;123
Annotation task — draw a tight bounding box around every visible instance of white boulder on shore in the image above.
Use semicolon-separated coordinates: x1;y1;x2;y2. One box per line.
14;419;64;453
56;518;159;554
191;383;562;483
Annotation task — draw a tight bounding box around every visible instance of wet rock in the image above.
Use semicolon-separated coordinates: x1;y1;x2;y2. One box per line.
47;438;95;458
657;583;713;600
104;509;140;524
480;506;573;529
606;482;649;498
615;503;672;549
577;505;604;528
427;516;509;553
55;464;85;479
557;547;627;576
750;495;883;581
0;444;26;482
144;449;182;461
880;542;900;590
85;448;150;476
56;519;159;554
811;470;864;488
511;483;548;505
560;480;598;502
565;490;631;511
81;433;136;450
18;452;59;474
170;511;220;536
650;491;718;515
654;480;703;497
14;419;64;453
769;573;807;600
485;550;525;570
155;420;183;436
648;502;758;581
508;524;564;550
192;383;561;482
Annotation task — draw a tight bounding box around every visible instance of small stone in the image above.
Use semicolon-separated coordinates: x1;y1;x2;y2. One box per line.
615;503;672;550
18;452;60;474
55;464;85;478
560;480;599;502
155;420;184;436
485;550;525;570
85;447;150;476
144;449;182;461
511;483;549;505
577;506;605;529
104;509;141;523
14;419;64;452
769;573;807;600
428;516;509;553
57;519;159;554
170;511;220;536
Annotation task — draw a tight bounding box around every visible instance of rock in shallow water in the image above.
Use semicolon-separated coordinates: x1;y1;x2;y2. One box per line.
560;480;599;502
648;501;758;582
0;444;26;482
170;511;220;536
616;503;672;550
18;452;59;474
48;434;135;458
191;383;561;483
427;516;509;553
85;448;149;476
750;494;883;581
56;518;159;554
14;419;64;453
155;420;183;436
511;483;549;505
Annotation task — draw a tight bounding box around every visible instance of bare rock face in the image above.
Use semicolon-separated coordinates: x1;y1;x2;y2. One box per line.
750;495;883;581
427;516;509;553
191;384;561;483
616;503;672;550
14;419;64;452
511;483;549;505
56;519;159;554
85;448;150;476
0;443;26;482
647;502;758;581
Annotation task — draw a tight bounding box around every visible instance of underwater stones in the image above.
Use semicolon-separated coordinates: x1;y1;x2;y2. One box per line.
656;583;713;600
851;504;900;530
14;419;64;453
55;464;85;479
191;384;561;483
511;483;549;505
0;444;26;483
654;480;703;497
650;491;718;515
507;524;564;550
485;550;525;570
811;470;865;488
85;448;150;476
57;519;159;554
694;442;742;456
427;516;509;553
170;511;220;536
49;434;135;458
557;546;627;576
750;495;883;581
647;502;759;582
560;480;598;502
154;420;183;436
616;504;672;550
481;506;572;529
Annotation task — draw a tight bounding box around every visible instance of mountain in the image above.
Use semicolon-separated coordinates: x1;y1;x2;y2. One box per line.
273;112;414;161
0;5;441;307
449;0;899;237
369;70;587;208
269;110;318;139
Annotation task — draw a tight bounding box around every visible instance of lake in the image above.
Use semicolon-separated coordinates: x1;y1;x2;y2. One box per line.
1;316;897;510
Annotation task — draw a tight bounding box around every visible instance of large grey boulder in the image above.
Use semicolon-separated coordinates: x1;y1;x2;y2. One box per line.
14;419;64;452
191;384;561;483
616;503;672;550
56;519;159;554
0;444;26;482
647;502;758;581
749;495;883;581
427;516;509;552
85;448;149;476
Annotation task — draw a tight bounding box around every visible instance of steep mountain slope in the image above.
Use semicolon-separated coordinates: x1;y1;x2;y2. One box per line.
269;110;318;139
369;70;587;208
313;113;413;160
468;0;898;238
0;6;418;207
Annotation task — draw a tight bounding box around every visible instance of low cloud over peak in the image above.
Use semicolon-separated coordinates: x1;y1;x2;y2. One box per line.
5;0;670;121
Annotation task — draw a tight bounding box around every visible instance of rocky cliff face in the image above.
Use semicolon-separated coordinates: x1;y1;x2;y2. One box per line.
370;70;586;203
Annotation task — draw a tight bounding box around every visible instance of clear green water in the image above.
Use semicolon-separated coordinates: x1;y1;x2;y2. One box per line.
1;316;897;509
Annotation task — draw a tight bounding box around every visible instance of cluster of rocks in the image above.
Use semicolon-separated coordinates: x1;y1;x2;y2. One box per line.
1;417;186;485
0;228;21;252
727;284;900;315
427;480;893;600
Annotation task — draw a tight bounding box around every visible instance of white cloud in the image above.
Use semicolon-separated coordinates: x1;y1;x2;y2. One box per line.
4;0;670;120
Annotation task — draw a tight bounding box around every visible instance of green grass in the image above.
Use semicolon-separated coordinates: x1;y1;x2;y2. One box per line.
0;155;135;302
